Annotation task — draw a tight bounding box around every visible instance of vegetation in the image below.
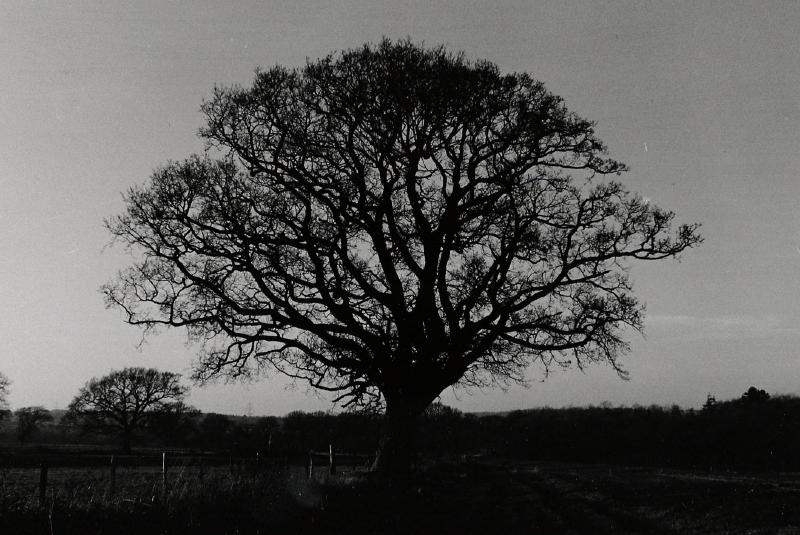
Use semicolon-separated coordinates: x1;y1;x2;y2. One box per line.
0;371;10;421
0;461;298;535
1;387;799;532
1;386;797;473
2;457;799;534
65;368;190;453
14;406;52;444
2;387;798;472
103;39;700;474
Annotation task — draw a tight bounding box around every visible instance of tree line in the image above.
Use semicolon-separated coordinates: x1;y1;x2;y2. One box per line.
3;368;799;471
270;390;800;472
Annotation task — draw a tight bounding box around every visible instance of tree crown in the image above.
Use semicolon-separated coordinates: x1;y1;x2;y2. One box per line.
105;40;700;409
0;372;10;414
67;367;188;429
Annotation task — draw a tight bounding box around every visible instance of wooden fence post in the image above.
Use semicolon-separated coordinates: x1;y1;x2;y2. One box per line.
162;452;167;495
307;450;313;479
329;444;337;475
109;455;116;495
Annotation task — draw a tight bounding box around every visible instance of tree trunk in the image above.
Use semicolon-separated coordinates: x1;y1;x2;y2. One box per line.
371;396;430;476
121;428;132;454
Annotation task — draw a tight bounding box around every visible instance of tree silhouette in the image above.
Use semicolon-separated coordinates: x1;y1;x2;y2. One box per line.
741;386;770;404
198;412;233;449
14;406;53;444
66;367;189;452
104;40;700;472
0;372;9;422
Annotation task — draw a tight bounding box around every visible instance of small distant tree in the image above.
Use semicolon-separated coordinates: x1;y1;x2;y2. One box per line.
741;386;770;404
702;394;717;411
15;406;53;444
0;372;10;406
423;402;463;421
0;372;10;422
65;367;189;452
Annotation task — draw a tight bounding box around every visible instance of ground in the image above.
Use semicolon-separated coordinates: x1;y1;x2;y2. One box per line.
310;459;800;534
3;457;800;533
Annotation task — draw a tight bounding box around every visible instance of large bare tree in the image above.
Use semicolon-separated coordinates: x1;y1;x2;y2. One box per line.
104;40;700;472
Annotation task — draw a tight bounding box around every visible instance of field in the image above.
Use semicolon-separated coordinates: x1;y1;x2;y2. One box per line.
2;454;800;534
307;459;800;535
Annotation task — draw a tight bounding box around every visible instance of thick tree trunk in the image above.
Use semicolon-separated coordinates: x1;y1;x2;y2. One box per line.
371;396;431;476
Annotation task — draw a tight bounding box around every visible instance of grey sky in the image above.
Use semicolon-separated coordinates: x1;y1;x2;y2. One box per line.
2;1;799;415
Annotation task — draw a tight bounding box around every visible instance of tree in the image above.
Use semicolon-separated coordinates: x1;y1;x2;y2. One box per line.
0;372;10;422
198;412;233;449
423;402;463;421
146;401;199;447
0;371;9;407
66;367;189;452
741;386;770;404
15;406;53;444
103;40;700;473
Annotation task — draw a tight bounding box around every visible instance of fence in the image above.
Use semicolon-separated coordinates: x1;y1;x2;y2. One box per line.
306;445;374;478
0;451;283;508
0;445;374;507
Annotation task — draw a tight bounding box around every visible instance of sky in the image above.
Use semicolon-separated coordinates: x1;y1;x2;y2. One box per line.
1;0;799;415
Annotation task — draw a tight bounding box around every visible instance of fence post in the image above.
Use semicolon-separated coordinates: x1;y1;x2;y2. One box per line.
329;444;337;475
39;461;48;507
307;450;313;479
110;455;116;495
162;451;167;495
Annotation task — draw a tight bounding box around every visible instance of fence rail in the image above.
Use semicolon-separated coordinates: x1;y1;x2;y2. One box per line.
306;445;374;478
0;451;277;468
0;445;373;507
0;451;283;507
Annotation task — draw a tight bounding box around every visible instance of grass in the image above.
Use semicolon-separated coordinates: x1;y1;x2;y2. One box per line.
0;461;304;534
3;457;800;534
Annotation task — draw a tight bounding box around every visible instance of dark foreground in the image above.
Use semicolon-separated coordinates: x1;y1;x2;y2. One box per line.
3;459;800;534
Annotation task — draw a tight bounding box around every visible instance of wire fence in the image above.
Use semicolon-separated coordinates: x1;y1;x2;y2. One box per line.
0;452;283;508
0;446;374;509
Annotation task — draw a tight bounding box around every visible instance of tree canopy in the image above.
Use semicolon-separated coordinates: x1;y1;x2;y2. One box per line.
104;40;700;471
66;367;189;452
14;406;53;444
741;386;771;404
0;372;10;419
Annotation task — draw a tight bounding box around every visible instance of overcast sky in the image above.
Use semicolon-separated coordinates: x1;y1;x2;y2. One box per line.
2;1;799;415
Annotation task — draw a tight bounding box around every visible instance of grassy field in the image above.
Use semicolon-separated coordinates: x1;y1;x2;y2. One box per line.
2;457;800;533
